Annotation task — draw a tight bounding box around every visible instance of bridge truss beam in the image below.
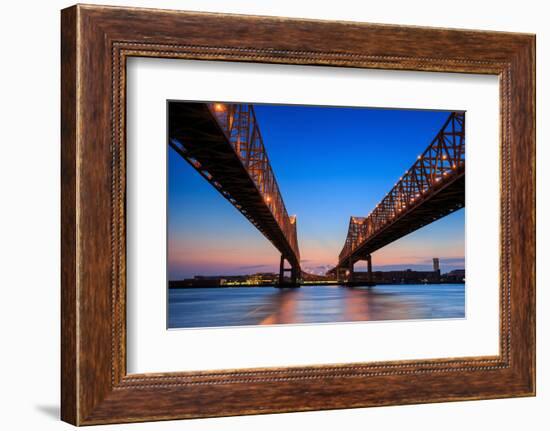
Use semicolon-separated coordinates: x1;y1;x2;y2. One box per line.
332;112;465;273
169;102;301;275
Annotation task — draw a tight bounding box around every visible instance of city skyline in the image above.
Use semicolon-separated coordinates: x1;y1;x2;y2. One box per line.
168;104;465;280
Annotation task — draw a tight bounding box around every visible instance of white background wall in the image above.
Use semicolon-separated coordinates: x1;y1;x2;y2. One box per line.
0;1;546;430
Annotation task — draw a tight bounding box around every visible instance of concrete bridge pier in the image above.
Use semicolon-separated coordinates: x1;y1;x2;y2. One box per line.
278;254;300;287
342;254;374;287
366;254;373;283
335;267;346;284
279;254;284;285
291;266;300;286
348;259;355;283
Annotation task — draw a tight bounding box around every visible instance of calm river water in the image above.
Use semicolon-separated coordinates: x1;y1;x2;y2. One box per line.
168;284;465;329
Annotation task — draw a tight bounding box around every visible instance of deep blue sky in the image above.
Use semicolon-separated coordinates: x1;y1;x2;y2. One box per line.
168;104;465;279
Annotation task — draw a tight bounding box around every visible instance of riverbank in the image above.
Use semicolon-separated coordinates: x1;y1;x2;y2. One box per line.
168;281;466;289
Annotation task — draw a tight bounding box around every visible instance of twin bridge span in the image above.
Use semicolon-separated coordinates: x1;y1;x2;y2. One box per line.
329;111;465;283
169;102;301;286
169;102;464;287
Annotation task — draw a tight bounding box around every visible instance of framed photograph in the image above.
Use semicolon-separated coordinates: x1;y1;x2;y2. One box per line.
61;4;535;425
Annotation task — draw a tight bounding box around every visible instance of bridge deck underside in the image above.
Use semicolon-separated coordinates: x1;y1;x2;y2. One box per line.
168;103;299;269
341;173;465;268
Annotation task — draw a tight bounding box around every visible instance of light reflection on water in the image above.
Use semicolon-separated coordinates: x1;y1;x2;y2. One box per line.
168;284;465;329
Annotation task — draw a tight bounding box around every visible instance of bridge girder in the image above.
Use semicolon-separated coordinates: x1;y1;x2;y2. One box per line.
331;112;465;274
169;102;301;272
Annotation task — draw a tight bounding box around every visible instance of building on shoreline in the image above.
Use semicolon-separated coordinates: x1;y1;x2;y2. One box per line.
169;273;279;288
351;269;440;284
441;269;466;283
169;267;465;288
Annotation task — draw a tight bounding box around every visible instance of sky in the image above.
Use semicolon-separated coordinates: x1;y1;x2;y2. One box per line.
167;104;465;279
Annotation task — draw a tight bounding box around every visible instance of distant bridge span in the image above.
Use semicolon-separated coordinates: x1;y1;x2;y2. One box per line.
169;102;301;285
329;112;465;282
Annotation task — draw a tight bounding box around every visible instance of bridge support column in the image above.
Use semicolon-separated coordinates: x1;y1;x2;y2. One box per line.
278;255;300;287
366;254;372;283
348;260;354;283
335;268;344;283
279;254;285;286
291;267;300;286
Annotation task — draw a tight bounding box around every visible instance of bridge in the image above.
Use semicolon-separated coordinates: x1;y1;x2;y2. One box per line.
169;102;301;285
329;112;465;283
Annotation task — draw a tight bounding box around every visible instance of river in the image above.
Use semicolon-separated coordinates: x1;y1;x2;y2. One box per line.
168;284;465;329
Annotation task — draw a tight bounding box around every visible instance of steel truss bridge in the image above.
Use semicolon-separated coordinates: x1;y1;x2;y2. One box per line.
169;102;301;285
329;112;465;282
